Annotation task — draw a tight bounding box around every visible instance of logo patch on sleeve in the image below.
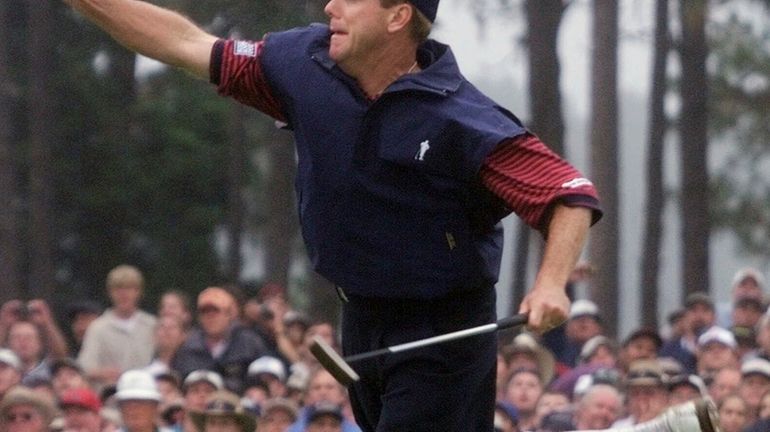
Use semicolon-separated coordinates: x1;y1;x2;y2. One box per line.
233;41;256;57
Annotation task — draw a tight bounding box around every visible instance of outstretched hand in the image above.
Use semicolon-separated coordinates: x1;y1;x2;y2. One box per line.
518;284;570;334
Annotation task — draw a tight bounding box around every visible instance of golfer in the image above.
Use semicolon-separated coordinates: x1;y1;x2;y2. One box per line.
64;0;601;429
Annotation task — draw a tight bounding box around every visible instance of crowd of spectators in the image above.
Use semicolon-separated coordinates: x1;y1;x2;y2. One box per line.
0;265;357;432
2;263;770;432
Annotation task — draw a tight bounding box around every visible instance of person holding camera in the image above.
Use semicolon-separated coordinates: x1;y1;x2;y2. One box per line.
1;299;70;385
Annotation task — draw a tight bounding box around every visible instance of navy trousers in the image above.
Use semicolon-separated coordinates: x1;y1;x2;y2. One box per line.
342;287;497;432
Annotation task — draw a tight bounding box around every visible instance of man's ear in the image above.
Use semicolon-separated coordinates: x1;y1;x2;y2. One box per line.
387;3;413;33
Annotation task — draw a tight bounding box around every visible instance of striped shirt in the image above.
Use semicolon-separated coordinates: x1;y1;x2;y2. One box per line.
210;39;601;232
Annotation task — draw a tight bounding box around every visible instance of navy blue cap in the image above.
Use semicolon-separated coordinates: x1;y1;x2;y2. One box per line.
410;0;440;22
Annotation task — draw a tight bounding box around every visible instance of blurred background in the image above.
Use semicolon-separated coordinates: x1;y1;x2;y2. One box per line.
1;0;768;338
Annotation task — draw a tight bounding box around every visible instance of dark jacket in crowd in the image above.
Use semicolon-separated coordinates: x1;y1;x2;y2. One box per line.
171;324;266;394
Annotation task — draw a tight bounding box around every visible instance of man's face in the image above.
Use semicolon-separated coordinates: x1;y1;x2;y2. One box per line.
324;0;394;68
8;322;43;363
119;400;158;431
686;304;715;333
52;367;88;397
2;404;47;432
184;381;217;412
626;385;669;423
306;371;345;406
259;409;295;432
622;338;658;365
697;343;737;374
566;316;601;344
205;416;242;432
575;389;621;430
109;284;141;314
739;374;770;408
63;406;102;432
504;371;543;413
0;363;21;395
307;415;343;432
708;369;741;404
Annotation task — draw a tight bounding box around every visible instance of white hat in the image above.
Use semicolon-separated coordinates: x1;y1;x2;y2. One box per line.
183;370;224;391
115;370;161;402
732;267;765;289
248;356;287;382
741;358;770;378
569;299;600;320
697;326;737;349
0;349;21;371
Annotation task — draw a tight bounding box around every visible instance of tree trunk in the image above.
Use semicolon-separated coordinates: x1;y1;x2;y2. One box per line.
588;0;620;337
679;0;710;299
26;0;58;300
525;0;565;155
263;127;298;292
0;0;22;302
516;0;567;313
640;0;670;329
226;104;247;283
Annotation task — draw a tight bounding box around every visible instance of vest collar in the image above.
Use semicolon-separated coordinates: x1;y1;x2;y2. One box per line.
309;27;463;97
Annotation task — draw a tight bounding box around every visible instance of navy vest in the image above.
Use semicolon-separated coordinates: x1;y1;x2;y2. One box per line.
260;25;526;299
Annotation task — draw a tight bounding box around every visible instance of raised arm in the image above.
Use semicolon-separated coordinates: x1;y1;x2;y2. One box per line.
65;0;217;79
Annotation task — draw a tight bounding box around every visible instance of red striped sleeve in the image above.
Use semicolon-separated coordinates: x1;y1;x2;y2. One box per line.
209;39;287;122
480;133;602;231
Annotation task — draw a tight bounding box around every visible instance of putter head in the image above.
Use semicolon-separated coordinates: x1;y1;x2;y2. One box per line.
309;335;360;387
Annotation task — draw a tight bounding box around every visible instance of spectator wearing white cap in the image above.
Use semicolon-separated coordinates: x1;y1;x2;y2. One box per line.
696;326;740;379
287;368;361;432
183;369;224;412
247;355;287;399
0;349;22;400
544;299;604;369
115;369;171;432
739;358;770;420
717;267;766;328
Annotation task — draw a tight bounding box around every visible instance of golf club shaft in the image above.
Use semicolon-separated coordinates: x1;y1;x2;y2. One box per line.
345;313;528;363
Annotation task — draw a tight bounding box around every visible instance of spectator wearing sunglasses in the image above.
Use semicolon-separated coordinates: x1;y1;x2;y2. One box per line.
172;287;267;394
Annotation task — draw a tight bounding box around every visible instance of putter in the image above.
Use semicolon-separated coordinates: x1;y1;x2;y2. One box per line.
310;313;528;386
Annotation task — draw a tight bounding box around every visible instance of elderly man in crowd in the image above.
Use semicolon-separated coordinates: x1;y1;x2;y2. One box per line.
78;265;157;387
0;386;56;432
739;358;770;421
114;369;168;432
613;359;669;427
572;383;623;430
172;287;266;394
695;326;740;380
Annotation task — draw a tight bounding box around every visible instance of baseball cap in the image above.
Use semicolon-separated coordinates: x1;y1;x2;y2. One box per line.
409;0;440;22
741;358;770;379
59;387;102;413
625;360;665;387
569;299;600;320
579;335;616;363
247;356;287;382
668;374;707;395
732;267;765;289
183;370;224;391
623;327;663;350
0;348;21;371
697;326;737;349
115;369;161;402
685;292;714;310
261;397;299;421
197;287;234;312
306;402;344;423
